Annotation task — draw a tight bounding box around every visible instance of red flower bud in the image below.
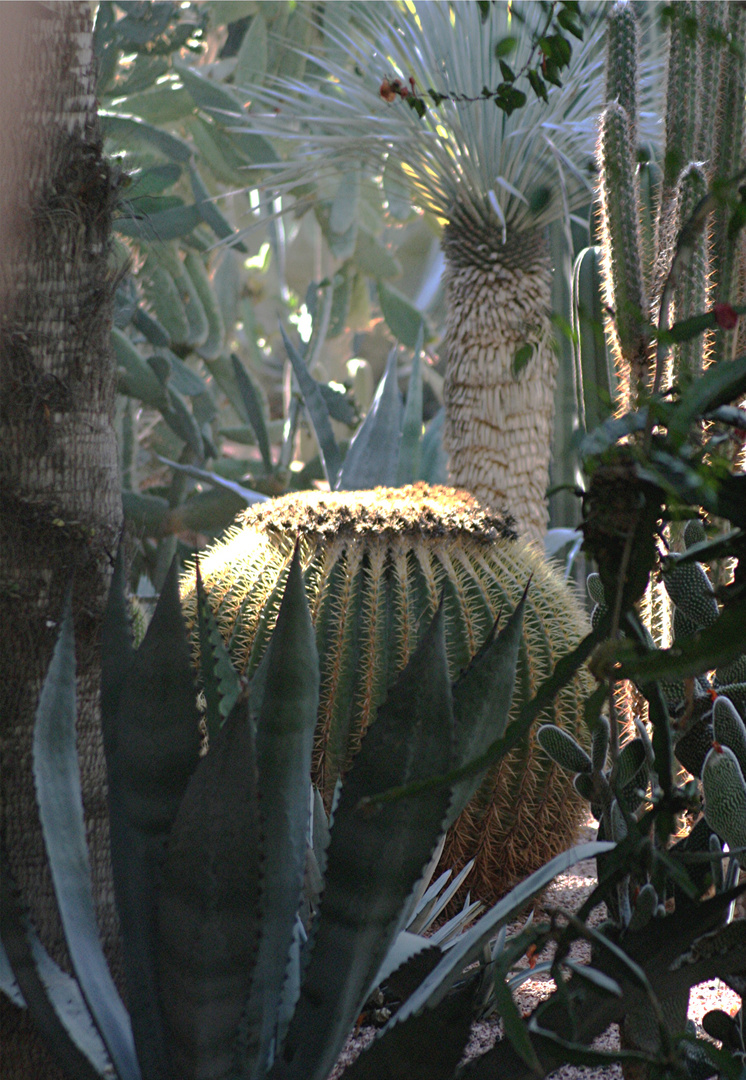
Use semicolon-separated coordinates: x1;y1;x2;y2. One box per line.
714;302;739;330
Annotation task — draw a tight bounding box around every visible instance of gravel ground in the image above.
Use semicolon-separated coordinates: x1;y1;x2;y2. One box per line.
331;834;741;1079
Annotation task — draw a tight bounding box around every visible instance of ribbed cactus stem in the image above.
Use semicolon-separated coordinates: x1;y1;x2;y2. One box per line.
186;485;593;902
662;1;700;194
673;164;709;384
653;0;702;307
605;1;639;151
710;3;746;365
694;1;727;169
598;102;649;408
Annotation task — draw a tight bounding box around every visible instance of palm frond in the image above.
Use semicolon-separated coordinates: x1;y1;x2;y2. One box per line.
233;1;635;236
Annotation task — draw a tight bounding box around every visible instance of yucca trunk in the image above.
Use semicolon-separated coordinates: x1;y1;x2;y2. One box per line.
442;216;556;542
0;3;122;1074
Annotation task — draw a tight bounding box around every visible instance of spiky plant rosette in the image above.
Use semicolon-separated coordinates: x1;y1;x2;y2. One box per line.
237;2;610;538
184;484;593;902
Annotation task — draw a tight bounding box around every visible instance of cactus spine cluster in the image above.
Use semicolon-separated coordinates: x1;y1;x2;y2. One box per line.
186;484;593;903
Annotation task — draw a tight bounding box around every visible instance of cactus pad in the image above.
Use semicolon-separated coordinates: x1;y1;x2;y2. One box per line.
185;484;593;902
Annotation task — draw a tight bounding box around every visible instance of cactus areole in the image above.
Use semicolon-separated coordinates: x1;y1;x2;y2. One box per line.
186;484;592;901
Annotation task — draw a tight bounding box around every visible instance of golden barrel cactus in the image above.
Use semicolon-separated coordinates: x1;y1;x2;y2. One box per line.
186;484;592;901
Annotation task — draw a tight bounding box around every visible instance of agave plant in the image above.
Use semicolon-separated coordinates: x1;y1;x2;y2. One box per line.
0;546;614;1080
233;2;615;538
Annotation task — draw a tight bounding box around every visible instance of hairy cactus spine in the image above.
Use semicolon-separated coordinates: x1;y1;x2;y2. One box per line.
186;486;593;902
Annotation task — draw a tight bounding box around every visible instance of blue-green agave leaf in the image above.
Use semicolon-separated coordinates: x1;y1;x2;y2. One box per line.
0;934;24;1008
392;841;615;1026
396;329;424;486
419;408;447;485
242;546;320;1079
157;700;262;1080
231;354;273;472
274;602;454;1080
280;322;342;487
33;590;141;1080
102;556;202;1080
336;348;402;490
447;589;526;826
195;560;241;740
0;848;111;1080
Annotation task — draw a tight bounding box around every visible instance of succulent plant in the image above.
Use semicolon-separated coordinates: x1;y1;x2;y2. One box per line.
0;547;612;1080
185;482;594;904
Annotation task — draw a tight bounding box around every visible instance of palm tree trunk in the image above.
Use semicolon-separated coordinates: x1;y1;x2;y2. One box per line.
442;217;555;542
0;3;123;1074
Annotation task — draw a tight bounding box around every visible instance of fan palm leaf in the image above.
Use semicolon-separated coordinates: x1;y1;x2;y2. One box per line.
236;1;636;536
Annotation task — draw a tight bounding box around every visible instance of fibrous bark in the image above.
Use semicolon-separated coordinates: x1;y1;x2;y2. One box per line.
442;215;555;542
0;2;123;1073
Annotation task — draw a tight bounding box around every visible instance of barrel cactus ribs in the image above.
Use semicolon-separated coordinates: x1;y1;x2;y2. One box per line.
184;483;593;902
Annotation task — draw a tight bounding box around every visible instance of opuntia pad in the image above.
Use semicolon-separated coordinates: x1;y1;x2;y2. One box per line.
184;484;592;902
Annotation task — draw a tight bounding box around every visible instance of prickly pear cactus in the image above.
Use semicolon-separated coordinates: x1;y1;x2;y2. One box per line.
185;484;593;902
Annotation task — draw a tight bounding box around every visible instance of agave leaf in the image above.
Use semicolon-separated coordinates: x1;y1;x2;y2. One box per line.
372;931;437;993
447;589;526;826
392;841;615;1028
195;560;241;739
280;322;342;487
337;979;476;1080
274;603;455;1080
231;354;273;472
0;847;111;1080
33;590;141;1080
419;408;447;485
157;700;262;1080
0;935;24;1009
410;859;477;938
336;348;402;490
241;546;320;1079
102;556;202;1080
396;330;424;486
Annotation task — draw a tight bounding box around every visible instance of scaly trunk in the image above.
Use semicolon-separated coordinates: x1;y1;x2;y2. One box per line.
442;215;555;542
0;3;123;1074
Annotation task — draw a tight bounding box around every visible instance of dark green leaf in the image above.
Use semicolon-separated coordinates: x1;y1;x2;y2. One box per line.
377;280;426;348
100;112;193;162
280;322;342;488
337;348;402;490
189;164;247;251
102;558;202;1080
115;203;202;241
33;591;141;1080
277;604;455;1080
494;36;518;58
132;307;170;348
173;61;243;118
528;68;548;101
447;590;526;825
499;59;515;82
231;354;272;472
241;547;320;1078
157;702;262;1080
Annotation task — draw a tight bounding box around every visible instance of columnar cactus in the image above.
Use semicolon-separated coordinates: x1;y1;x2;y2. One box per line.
186;484;594;903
